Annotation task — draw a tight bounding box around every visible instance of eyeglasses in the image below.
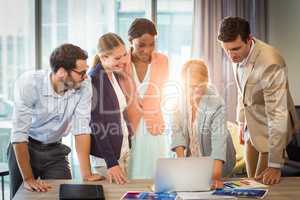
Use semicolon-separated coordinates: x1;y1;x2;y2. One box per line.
71;69;87;79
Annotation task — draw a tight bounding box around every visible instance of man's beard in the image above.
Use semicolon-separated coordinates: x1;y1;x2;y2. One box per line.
62;76;81;91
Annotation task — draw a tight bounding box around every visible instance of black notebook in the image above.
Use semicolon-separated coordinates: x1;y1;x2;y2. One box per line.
59;184;105;200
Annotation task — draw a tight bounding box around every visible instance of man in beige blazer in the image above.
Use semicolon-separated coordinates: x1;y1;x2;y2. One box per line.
217;17;298;185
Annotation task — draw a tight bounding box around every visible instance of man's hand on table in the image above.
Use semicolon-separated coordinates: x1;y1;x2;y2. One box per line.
83;173;105;181
255;167;281;185
23;178;52;192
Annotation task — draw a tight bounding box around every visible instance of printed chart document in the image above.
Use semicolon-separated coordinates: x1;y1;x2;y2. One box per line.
224;179;268;189
213;188;268;199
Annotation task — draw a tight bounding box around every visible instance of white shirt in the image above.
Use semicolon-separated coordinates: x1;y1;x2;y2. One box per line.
11;70;92;144
237;40;255;91
110;73;130;157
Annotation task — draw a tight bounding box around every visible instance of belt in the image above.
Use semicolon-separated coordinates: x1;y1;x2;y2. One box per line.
29;137;61;147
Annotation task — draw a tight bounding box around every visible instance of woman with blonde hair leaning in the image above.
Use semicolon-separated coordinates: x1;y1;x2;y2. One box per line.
126;18;169;179
171;59;236;189
89;32;137;184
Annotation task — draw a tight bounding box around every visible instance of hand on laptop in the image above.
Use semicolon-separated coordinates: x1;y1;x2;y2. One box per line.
107;165;127;184
211;179;224;189
24;178;52;192
211;159;224;189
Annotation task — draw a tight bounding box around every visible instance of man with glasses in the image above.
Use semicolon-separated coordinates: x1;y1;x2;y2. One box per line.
8;43;102;198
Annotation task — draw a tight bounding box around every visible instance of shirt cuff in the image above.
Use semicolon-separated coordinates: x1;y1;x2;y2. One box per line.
71;120;92;136
72;126;92;136
105;157;119;169
10;132;29;143
268;162;282;169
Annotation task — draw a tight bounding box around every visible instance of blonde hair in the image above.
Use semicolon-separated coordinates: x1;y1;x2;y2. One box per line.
181;59;209;84
92;32;125;68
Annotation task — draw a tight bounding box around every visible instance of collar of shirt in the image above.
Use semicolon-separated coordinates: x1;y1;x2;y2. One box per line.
239;39;255;67
42;70;76;99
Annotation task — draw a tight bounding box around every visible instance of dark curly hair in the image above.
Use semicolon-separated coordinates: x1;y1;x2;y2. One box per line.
128;18;157;42
218;16;250;43
50;43;88;73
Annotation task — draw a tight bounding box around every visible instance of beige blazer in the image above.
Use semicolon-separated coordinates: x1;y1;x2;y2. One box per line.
234;38;298;165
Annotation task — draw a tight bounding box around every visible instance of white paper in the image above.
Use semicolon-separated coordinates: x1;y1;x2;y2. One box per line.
176;191;237;200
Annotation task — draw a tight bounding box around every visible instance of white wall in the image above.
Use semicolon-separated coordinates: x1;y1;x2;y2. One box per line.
268;0;300;105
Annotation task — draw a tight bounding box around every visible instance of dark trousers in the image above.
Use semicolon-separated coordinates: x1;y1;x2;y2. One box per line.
7;139;72;199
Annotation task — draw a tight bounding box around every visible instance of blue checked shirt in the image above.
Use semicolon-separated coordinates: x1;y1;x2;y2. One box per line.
11;70;92;144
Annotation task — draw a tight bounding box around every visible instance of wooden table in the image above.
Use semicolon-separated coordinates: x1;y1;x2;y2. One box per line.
13;177;300;200
13;179;153;200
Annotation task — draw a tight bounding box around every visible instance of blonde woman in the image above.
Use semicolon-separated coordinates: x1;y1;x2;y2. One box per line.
89;33;136;184
171;59;236;189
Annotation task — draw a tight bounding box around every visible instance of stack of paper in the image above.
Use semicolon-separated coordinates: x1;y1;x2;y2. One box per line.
176;191;236;200
121;191;177;200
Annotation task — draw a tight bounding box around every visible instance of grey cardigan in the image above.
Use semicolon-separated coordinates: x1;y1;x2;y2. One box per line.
171;86;236;176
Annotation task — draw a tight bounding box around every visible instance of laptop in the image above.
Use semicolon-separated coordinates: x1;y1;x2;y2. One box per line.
154;157;214;193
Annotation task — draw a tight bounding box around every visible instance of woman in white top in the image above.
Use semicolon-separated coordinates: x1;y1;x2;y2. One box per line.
126;18;170;179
